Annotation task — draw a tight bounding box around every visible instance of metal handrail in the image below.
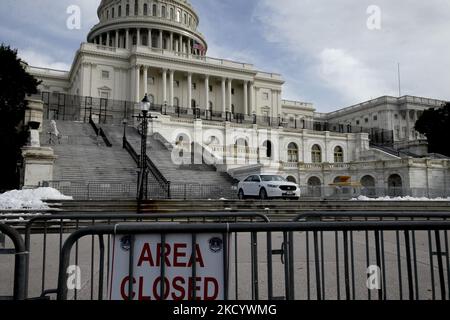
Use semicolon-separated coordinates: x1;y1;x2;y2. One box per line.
123;136;170;189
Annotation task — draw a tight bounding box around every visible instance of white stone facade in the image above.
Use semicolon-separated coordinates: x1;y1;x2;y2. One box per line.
26;0;450;196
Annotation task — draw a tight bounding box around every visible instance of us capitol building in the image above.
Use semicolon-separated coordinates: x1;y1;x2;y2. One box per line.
25;0;450;198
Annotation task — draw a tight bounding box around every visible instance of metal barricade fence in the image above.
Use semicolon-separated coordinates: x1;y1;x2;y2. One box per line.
54;221;450;301
0;224;28;300
19;212;269;300
2;211;450;300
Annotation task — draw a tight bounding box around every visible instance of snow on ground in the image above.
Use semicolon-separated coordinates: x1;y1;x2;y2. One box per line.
353;195;450;201
0;187;72;210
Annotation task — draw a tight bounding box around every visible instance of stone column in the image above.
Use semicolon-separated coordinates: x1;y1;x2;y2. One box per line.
143;66;148;95
227;78;232;112
100;34;104;46
187;73;193;109
136;28;140;46
170;32;174;51
249;82;255;114
162;69;167;104
204;75;210;110
115;30;119;48
221;78;226;114
179;35;183;53
169;70;175;106
243;81;248;116
159;30;163;49
125;29;130;49
135;65;140;102
106;32;110;47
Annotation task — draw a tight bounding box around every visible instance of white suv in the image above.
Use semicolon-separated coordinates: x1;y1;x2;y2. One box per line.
237;175;300;200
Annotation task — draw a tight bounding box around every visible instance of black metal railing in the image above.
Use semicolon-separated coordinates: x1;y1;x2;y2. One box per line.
34;91;395;146
89;116;113;147
123;137;170;197
0;223;28;300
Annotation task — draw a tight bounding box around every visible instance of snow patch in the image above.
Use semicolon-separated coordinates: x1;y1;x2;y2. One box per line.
0;188;72;210
352;195;450;201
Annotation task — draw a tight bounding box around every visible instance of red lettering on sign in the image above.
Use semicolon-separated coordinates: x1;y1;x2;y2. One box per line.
187;245;205;268
120;276;136;300
152;276;170;300
188;277;202;301
138;276;151;300
204;277;219;300
156;243;172;267
137;243;154;267
173;243;187;267
171;276;186;300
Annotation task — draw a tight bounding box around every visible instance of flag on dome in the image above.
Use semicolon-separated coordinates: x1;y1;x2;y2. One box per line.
193;41;205;55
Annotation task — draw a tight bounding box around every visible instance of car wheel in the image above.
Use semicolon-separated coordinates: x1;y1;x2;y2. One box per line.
238;189;245;200
259;188;268;200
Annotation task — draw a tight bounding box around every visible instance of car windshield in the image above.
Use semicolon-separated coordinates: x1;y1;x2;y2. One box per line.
260;175;286;182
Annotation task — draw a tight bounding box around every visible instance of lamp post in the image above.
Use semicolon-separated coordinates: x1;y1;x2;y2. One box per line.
137;94;151;203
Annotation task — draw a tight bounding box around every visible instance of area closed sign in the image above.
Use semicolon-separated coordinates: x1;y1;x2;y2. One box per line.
108;233;226;300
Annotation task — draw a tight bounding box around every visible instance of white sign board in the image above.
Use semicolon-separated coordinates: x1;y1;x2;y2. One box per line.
108;233;226;300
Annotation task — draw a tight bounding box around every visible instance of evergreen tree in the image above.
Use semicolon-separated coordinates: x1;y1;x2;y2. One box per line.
415;102;450;157
0;44;40;190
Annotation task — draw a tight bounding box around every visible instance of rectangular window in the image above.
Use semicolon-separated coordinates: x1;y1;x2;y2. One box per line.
192;83;197;90
209;85;213;92
263;92;269;100
231;88;235;95
175;80;180;88
356;120;360;125
148;77;155;85
102;71;110;79
373;115;378;121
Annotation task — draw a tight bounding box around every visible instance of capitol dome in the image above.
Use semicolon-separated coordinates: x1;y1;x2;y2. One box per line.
87;0;208;55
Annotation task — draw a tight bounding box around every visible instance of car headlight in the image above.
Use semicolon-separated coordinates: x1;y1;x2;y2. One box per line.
267;184;278;188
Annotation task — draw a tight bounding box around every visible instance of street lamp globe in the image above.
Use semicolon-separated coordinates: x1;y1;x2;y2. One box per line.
140;94;150;113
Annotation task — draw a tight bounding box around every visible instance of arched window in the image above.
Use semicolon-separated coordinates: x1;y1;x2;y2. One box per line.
118;5;122;17
152;4;157;16
361;175;376;197
307;176;321;186
286;176;297;183
191;99;196;109
174;97;180;107
287;143;298;163
143;3;148;15
334;146;344;163
126;4;130;16
112;8;115;18
311;145;322;163
307;176;322;197
388;174;403;197
263;141;272;159
134;0;139;15
162;6;166;17
170;8;174;20
231;104;235;115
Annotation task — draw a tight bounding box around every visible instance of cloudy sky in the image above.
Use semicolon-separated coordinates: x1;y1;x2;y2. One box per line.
0;0;449;112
